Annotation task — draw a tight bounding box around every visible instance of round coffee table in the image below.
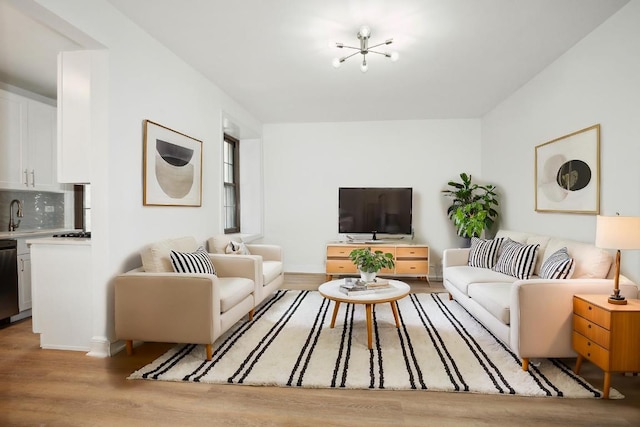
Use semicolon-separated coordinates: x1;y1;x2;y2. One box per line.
318;279;411;349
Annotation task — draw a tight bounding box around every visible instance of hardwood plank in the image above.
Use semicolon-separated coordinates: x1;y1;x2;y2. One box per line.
0;273;638;426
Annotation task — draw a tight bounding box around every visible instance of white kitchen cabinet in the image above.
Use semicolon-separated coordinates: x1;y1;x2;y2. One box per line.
0;88;62;191
18;253;31;312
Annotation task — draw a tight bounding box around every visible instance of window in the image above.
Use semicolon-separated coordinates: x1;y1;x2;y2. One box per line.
223;134;240;233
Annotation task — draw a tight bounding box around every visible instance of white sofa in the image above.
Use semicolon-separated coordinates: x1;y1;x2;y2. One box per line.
443;229;639;371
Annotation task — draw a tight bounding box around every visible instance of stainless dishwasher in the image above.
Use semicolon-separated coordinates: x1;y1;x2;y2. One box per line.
0;239;19;322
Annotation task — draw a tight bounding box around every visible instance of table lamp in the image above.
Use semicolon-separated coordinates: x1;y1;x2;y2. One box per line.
595;215;640;305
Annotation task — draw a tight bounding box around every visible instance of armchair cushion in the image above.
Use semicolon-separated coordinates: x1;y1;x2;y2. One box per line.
218;277;254;313
170;246;216;274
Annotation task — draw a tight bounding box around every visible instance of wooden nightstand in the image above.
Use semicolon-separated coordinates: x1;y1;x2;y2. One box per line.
572;294;640;399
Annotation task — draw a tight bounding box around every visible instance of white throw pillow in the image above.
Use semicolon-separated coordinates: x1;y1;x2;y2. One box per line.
226;241;251;255
170;246;216;274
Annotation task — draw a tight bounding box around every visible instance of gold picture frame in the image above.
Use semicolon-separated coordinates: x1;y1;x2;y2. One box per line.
143;120;203;206
535;124;600;214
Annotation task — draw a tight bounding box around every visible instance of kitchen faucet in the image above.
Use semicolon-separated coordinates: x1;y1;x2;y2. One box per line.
8;199;23;232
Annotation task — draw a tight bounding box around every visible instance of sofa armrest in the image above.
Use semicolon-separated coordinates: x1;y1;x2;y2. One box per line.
245;244;283;262
208;253;262;284
510;279;638;359
443;248;470;268
114;271;220;344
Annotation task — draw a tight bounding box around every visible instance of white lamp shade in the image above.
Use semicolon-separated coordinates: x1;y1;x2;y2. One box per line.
595;215;640;250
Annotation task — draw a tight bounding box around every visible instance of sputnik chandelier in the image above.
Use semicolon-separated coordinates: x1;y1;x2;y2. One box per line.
332;25;399;73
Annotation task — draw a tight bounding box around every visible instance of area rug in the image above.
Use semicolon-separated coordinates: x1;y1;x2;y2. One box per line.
129;290;621;399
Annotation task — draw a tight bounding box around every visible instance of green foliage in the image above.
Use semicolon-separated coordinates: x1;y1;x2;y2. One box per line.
442;173;499;238
349;247;395;273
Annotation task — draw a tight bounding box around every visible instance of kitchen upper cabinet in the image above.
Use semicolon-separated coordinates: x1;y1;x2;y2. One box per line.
0;88;62;192
58;50;107;184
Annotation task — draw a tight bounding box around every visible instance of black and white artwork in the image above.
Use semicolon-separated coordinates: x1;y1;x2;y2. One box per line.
535;124;600;214
143;120;202;206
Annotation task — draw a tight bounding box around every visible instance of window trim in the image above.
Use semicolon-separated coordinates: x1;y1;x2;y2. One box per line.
223;133;240;234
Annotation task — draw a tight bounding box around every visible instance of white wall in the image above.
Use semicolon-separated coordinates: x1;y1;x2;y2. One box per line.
482;0;640;282
262;119;482;278
33;0;262;354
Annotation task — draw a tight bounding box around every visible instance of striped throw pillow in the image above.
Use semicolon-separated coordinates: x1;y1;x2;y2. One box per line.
468;237;504;268
492;238;540;280
170;246;216;275
540;247;575;279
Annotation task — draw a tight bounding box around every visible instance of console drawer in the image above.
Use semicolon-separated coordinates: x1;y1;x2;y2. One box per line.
325;260;358;274
326;246;358;258
573;315;610;349
396;247;428;259
395;260;429;274
573;331;610;370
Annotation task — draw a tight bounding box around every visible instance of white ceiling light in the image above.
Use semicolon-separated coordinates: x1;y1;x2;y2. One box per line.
332;25;399;73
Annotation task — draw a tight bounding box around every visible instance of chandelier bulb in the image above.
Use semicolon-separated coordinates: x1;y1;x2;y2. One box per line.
360;59;368;73
390;51;400;62
359;25;371;38
332;58;342;68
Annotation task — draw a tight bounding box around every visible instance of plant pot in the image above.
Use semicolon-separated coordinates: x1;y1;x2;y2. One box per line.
359;270;377;282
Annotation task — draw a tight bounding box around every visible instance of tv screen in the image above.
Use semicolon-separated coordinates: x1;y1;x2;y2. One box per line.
339;187;413;235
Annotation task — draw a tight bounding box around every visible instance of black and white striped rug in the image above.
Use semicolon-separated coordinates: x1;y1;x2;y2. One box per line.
129;290;620;398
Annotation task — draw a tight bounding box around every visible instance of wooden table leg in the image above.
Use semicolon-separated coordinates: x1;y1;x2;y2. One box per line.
390;301;401;328
366;303;373;350
574;354;583;375
603;371;611;399
330;301;341;328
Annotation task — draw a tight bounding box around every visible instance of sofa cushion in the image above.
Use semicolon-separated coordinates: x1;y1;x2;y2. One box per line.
468;237;503;268
170;246;216;275
217;277;254;313
543;238;612;279
467;282;512;325
141;236;198;273
445;266;516;295
539;247;575;279
492;238;539;280
263;261;283;286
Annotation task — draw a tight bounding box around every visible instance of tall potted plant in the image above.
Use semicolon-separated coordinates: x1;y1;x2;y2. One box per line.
349;247;395;282
442;173;499;241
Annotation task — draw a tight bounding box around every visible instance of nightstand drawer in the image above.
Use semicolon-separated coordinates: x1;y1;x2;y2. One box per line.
573;315;610;349
325;260;358;273
396;247;428;259
573;332;610;370
574;297;611;329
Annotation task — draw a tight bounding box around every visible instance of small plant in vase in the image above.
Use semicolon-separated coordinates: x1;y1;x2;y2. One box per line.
349;247;395;282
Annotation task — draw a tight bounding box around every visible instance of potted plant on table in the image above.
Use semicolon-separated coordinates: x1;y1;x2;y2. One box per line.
349;247;395;282
442;172;499;244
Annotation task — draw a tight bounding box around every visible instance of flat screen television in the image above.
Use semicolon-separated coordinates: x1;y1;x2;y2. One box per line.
338;187;413;237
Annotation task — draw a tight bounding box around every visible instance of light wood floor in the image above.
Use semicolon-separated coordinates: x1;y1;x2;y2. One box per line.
1;273;639;426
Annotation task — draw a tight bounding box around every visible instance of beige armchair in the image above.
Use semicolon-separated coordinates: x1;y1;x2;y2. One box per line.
114;236;257;360
208;234;284;306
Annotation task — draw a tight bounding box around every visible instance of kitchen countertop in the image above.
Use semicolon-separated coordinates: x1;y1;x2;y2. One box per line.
27;237;91;246
0;228;74;239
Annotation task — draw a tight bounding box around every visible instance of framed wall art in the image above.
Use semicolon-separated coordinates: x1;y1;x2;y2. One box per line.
535;124;600;214
143;120;203;206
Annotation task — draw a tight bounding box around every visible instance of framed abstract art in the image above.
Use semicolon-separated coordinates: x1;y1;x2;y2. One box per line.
535;124;600;214
143;120;203;206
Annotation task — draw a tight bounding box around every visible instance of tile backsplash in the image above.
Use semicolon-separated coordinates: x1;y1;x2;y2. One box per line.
0;190;65;232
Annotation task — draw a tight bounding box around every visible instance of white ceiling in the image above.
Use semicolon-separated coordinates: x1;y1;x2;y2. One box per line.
0;0;629;123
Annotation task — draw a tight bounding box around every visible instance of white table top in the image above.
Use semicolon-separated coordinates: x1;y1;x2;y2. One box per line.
318;278;410;303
